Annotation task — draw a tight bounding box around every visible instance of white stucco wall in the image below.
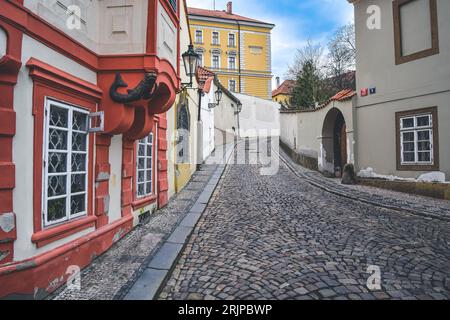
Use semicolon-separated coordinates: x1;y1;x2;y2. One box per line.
0;27;7;58
13;35;97;261
201;86;215;161
108;135;123;224
279;99;355;174
234;93;280;138
23;0;149;55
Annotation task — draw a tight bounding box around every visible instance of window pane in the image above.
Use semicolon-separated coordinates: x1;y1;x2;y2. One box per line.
138;170;145;183
146;170;152;181
146;157;152;169
402;131;414;142
417;130;430;141
418;141;431;151
147;144;152;157
72;111;87;132
72;132;87;151
48;175;67;197
48;152;67;173
403;142;415;152
47;198;66;222
138;158;145;170
146;182;152;194
418;152;431;162
72;153;86;172
71;174;86;193
138;144;145;156
416;115;430;127
138;183;145;196
50;105;68;128
71;194;86;215
401;118;414;129
403;152;415;162
49;129;68;150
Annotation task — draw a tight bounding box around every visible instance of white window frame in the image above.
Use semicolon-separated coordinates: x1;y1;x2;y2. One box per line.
228;55;236;70
212;31;220;45
229;79;236;92
42;98;90;228
228;33;236;47
136;132;154;198
195;30;203;44
211;54;220;69
399;113;434;165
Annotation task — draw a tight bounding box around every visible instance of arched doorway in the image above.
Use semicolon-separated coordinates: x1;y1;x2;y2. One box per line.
321;108;348;177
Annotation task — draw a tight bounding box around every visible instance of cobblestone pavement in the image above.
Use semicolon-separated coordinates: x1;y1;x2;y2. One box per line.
50;164;218;300
159;146;450;300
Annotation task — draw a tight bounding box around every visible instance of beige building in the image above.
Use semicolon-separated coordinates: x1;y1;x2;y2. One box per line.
280;0;449;181
349;0;449;180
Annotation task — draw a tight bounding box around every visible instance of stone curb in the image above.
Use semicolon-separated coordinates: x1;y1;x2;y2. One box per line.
123;143;235;300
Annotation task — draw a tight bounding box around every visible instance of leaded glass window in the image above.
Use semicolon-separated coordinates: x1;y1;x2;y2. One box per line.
136;133;154;198
44;99;89;227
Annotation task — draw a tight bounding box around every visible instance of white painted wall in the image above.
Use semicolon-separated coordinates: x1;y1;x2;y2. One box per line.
0;27;7;58
23;0;148;55
157;1;177;67
234;93;280;138
201;84;216;161
214;89;238;146
279;98;355;174
13;35;97;261
108;135;123;223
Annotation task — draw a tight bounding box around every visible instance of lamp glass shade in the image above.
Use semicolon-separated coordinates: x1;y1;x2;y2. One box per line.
215;88;223;103
182;44;199;79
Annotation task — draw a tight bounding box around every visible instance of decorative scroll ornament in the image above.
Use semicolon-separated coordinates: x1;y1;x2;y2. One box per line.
110;72;158;104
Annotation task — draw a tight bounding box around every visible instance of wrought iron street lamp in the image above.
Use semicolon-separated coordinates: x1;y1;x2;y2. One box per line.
181;44;199;90
208;87;223;109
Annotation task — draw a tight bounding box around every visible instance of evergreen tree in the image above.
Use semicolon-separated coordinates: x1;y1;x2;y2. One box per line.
292;59;325;109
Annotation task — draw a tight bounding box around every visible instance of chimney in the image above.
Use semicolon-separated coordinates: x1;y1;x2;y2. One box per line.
226;2;232;14
276;77;280;88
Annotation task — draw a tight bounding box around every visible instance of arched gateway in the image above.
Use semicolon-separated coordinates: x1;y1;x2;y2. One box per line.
320;108;348;177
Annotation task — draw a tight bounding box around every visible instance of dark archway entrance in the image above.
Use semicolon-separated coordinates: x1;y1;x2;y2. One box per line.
321;108;348;177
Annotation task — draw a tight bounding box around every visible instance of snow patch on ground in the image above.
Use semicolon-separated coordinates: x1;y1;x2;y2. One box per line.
358;167;416;182
358;168;448;183
417;172;446;183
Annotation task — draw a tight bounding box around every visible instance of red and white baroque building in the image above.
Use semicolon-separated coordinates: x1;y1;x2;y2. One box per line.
0;0;183;298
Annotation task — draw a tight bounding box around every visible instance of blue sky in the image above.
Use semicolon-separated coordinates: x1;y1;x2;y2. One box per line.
186;0;354;86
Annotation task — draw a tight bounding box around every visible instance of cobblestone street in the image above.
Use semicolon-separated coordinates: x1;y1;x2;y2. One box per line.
159;146;450;300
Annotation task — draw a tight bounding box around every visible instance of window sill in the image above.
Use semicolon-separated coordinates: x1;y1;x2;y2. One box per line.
31;216;97;249
132;195;158;210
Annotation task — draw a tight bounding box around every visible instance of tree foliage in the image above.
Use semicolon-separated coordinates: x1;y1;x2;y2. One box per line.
287;24;356;110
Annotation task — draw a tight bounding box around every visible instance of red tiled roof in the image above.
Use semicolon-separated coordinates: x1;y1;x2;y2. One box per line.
272;80;295;97
196;66;216;91
188;7;273;26
330;88;356;101
280;89;356;114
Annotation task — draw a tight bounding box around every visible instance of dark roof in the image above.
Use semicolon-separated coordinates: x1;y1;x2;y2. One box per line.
188;7;274;27
272;80;295;97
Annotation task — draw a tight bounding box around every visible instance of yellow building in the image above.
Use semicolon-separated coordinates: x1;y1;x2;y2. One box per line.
272;79;295;106
188;2;274;100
